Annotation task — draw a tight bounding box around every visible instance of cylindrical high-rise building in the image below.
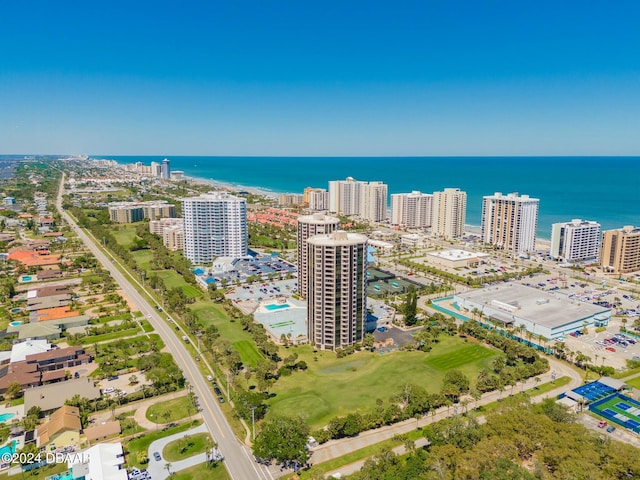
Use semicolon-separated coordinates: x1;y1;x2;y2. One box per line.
297;213;340;299
306;231;367;350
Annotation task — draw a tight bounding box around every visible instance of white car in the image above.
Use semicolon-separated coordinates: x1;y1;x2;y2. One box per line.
104;387;115;394
207;375;213;382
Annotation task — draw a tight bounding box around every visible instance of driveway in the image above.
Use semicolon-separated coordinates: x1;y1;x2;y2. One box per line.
147;423;209;480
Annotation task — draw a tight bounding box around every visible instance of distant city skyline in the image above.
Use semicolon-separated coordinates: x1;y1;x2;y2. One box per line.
1;1;640;155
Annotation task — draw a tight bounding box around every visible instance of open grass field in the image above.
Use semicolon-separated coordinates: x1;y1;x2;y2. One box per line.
112;225;138;247
163;432;212;462
156;270;202;299
267;336;500;428
131;249;155;271
190;301;262;366
146;395;195;424
233;340;263;367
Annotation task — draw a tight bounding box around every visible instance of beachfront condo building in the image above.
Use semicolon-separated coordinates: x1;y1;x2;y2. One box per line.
550;219;601;263
297;213;340;299
391;191;433;228
181;192;247;264
306;231;367;350
432;188;467;239
161;158;171;179
278;193;304;207
108;201;176;223
600;226;640;274
150;161;162;177
328;177;388;222
308;189;329;211
481;192;539;254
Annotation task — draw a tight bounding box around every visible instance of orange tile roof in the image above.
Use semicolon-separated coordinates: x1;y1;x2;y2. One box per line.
8;251;61;267
36;306;80;322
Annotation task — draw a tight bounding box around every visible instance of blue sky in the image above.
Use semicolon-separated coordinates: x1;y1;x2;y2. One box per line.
1;0;639;155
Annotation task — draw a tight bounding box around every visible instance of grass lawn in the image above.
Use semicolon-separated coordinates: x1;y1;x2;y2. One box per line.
75;326;141;344
172;462;230;480
0;462;68;479
146;395;196;424
268;336;499;428
233;340;264;367
126;420;201;469
190;301;261;366
156;270;202;299
131;249;155;271
625;376;640;389
112;225;138;247
163;432;211;461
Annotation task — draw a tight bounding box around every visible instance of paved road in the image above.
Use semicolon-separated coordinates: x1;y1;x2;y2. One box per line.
147;423;209;480
56;174;273;480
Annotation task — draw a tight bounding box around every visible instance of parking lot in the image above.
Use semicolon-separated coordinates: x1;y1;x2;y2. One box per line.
562;316;640;370
197;251;297;286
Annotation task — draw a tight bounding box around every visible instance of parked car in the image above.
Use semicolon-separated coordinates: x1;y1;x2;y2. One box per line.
597;421;607;428
207;375;213;382
605;347;616;352
153;452;161;461
606;426;616;433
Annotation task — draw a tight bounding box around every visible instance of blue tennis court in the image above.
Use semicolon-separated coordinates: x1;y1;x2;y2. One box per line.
591;393;640;433
572;381;616;401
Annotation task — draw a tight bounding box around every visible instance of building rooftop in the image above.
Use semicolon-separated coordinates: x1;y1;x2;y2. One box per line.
68;442;128;480
457;283;610;329
307;230;368;247
10;340;52;364
25;378;101;412
37;405;81;446
427;249;489;260
83;421;121;443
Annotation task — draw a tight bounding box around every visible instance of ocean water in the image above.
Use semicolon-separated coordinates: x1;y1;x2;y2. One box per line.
99;156;640;239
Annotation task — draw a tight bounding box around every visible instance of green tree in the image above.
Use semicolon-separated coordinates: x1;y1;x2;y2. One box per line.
253;416;310;465
403;285;418;326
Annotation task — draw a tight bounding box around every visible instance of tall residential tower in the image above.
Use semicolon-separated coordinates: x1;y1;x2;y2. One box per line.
600;226;640;274
432;188;467;239
481;192;539;254
328;177;388;222
297;213;340;299
550;219;601;262
306;231;367;350
181;192;247;264
391;191;433;228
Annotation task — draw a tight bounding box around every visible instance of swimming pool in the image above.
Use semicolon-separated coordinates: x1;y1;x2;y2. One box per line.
20;276;33;282
9;321;22;327
46;471;74;480
0;441;16;459
10;308;21;314
0;413;14;422
265;303;290;311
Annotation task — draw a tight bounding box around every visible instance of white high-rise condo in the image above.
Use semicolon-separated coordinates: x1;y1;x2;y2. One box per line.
181;192;247;264
328;177;388;222
481;192;539;254
391;191;433;228
550;219;601;262
297;213;340;299
161;158;171;179
306;231;367;350
432;188;467;239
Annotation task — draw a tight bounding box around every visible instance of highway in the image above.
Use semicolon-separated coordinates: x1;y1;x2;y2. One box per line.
55;174;273;480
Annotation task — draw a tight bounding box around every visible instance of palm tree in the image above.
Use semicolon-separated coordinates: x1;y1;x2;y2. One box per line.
164;463;172;477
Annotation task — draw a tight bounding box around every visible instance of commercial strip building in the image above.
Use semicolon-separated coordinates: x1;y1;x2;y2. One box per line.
432;188;467;239
426;249;489;269
328;177;388;222
297;213;340;299
108;200;176;223
182;192;248;264
306;231;367;350
454;283;611;340
600;226;640;274
391;191;433;228
481;192;539;254
550;219;601;263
